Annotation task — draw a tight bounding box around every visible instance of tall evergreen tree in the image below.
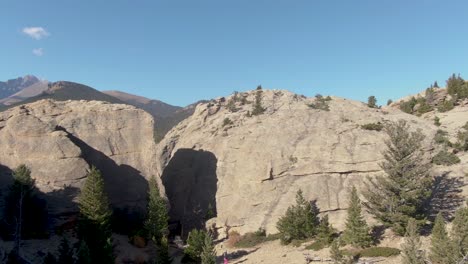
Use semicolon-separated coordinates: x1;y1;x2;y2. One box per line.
276;189;320;244
342;187;372;247
3;165;47;255
145;176;169;244
363;120;433;235
76;241;92;264
156;236;172;264
316;215;335;244
57;237;74;264
451;206;468;262
429;213;453;264
200;233;216;264
78;166;114;263
330;238;343;264
367;96;377;108
401;218;425;264
184;229;207;261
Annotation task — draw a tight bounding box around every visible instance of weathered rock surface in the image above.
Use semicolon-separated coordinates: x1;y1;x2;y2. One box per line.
157;89;467;236
0;99;158;218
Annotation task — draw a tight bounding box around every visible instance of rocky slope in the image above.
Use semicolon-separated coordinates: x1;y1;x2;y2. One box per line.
0;99;159;221
156;89;467;236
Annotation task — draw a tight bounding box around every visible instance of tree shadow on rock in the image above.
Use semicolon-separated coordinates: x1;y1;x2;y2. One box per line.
161;149;218;238
216;248;259;263
428;172;466;220
55;126;150;234
370;225;386;245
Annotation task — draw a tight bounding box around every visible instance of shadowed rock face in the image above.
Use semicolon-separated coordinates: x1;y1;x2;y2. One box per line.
157;89;468;235
161;149;218;237
0;99;158;220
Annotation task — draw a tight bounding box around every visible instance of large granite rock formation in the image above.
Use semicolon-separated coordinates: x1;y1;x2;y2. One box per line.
157;90;467;236
0;99;158;220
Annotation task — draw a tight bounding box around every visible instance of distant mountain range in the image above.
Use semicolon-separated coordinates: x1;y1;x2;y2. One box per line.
0;75;203;141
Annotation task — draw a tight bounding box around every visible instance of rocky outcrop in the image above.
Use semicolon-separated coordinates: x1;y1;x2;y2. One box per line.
156;90;465;236
0;99;158;219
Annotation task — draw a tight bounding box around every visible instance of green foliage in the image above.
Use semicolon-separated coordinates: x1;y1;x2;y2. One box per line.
455;128;468;151
358;247;400;257
316;215;335;244
306;240;329;251
437;99;454;112
76;240;92;264
330;239;344;264
2;165;48;240
234;232;280;248
367;96;377;108
360;122;383;131
416;98;433;114
201;234;216;264
222;118;233;127
434;129;451;146
205;203;215;220
387;99;393;106
184;229;207;262
434;116;441;126
401;218;425;264
432;150;460;165
425;87;436;105
145;176;169;244
363;120;433;235
429;213;452;264
78;166;114;263
252;89;266;115
276;189;320;244
451;206;468;261
57;237;74;264
446;73;468;99
400;97;417;114
342;187;372;248
433;81;439;88
156;236;172;264
308;95;330;111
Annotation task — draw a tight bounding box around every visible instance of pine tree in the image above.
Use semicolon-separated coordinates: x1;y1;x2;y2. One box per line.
78;166;114;263
434;81;439;88
429;213;452;264
342;187;372;248
156;236;172;264
276;189;320;244
42;252;57;264
3;165;48;254
367;96;377;108
363;120;433;235
184;229;207;261
401;218;425;264
330;238;343;264
145;176;169;244
200;233;216;264
451;206;468;262
76;240;92;264
252;88;265;115
316;215;335;244
57;237;74;264
387;99;393;106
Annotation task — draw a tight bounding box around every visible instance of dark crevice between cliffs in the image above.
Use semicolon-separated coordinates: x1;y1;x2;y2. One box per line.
161;149;218;238
55;125;149;233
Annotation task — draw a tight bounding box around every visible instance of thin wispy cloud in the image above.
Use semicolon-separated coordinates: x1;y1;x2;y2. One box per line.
22;27;50;40
32;48;44;56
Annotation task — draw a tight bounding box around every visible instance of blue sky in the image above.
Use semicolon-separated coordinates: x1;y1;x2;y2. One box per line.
1;1;468;106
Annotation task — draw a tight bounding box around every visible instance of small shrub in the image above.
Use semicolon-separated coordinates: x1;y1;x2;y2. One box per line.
455;130;468;151
288;155;298;164
434;116;441;126
226;230;241;248
226;99;238;112
437;100;454;112
359;247;400;257
305;240;329;251
234;231;279;248
367;96;377;108
361;122;384;131
387;99;393;106
308;96;331;111
254;227;266;237
400;97;417;114
432;150;460;165
222;118;233;127
434;130;451;145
